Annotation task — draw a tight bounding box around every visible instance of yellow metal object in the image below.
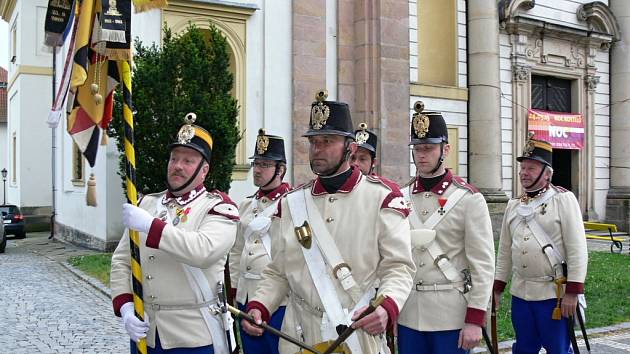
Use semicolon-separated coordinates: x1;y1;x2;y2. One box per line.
297;340;351;354
295;221;313;249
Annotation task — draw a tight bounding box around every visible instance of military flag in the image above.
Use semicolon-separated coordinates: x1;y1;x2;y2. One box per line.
44;0;76;47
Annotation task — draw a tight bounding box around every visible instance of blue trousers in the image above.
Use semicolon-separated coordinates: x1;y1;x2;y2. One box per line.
238;303;285;354
130;330;214;353
511;296;572;354
398;325;468;354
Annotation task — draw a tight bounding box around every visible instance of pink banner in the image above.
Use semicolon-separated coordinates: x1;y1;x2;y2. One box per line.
527;109;584;150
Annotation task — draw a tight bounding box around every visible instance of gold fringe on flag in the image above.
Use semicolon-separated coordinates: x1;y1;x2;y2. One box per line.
132;0;168;13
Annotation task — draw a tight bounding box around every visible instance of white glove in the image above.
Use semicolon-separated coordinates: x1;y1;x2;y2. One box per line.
122;203;155;233
120;302;150;343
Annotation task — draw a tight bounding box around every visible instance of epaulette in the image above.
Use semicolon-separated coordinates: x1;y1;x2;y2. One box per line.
452;175;479;194
364;175;400;190
207;189;239;220
207;189;238;206
551;184;569;193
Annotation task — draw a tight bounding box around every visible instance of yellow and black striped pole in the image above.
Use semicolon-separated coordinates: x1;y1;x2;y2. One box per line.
119;59;148;354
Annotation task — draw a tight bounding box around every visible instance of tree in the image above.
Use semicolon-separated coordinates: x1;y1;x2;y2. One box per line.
110;24;240;194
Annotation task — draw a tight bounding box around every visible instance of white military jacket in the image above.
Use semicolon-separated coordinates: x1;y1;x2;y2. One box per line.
494;185;588;300
110;184;239;350
249;167;416;354
398;170;495;331
229;182;291;305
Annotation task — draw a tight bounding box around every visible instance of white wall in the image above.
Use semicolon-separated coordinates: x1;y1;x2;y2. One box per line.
499;32;514;197
228;0;293;204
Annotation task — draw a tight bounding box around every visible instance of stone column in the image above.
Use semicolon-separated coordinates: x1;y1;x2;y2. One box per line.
606;0;630;231
467;0;508;235
291;1;327;184
337;0;410;183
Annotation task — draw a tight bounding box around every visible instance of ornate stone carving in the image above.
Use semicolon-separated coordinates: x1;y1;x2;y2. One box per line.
585;75;599;91
513;65;530;82
526;39;542;60
577;2;621;41
567;45;585;68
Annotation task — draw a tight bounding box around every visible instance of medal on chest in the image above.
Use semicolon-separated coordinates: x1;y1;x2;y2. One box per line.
173;207;191;225
437;198;447;215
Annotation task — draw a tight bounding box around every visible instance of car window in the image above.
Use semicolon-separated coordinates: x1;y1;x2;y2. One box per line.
0;206;18;214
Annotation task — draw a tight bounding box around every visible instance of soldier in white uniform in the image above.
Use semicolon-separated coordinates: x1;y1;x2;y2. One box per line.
398;102;495;353
350;123;378;176
110;114;240;354
241;90;416;354
229;129;291;354
493;134;588;354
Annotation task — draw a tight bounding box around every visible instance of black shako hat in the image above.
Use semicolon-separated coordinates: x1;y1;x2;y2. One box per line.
409;100;448;145
354;123;378;156
303;89;355;139
249;129;287;163
516;132;553;167
167;113;213;163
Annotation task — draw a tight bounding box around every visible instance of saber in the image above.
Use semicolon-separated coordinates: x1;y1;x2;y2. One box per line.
322;295;386;354
568;315;580;354
576;307;591;353
228;305;324;354
481;327;496;354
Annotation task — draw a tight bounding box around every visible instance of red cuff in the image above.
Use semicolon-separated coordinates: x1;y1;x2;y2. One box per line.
246;301;271;323
465;307;486;327
493;280;507;293
112;293;133;317
146;218;166;249
381;296;399;331
565;282;584;294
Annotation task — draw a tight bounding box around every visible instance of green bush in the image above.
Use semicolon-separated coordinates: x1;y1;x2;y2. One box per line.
110;24;240;194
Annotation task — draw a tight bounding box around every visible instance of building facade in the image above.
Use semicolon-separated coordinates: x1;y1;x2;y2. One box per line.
1;0;628;250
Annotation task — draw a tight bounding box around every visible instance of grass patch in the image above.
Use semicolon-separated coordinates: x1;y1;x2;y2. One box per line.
495;251;630;341
68;253;112;287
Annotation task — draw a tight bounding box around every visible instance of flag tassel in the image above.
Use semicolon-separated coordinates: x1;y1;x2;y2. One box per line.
86;173;98;207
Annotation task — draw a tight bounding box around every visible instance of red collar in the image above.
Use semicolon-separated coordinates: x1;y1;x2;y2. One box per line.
163;184;206;206
255;183;291;201
312;166;362;196
412;170;453;196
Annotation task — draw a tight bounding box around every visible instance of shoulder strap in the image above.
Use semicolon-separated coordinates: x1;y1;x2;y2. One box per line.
423;188;467;229
286;190;363;353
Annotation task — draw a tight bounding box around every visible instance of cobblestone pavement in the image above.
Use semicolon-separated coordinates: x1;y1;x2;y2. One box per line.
0;233;128;354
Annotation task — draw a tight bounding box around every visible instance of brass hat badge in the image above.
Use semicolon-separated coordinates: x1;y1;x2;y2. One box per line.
256;129;270;155
310;89;330;130
177;113;197;144
356;123;370;144
522;131;536;157
412;101;430;138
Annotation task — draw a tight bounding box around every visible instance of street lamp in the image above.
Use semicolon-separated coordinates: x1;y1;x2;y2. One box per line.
1;168;7;205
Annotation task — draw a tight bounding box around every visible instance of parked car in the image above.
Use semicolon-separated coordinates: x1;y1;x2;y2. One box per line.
0;219;5;253
1;205;25;239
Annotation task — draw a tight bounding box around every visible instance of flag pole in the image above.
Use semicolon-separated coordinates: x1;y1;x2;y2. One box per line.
119;59;148;354
50;47;57;240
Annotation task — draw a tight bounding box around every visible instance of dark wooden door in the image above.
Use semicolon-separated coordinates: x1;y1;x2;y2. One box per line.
530;75;573;191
